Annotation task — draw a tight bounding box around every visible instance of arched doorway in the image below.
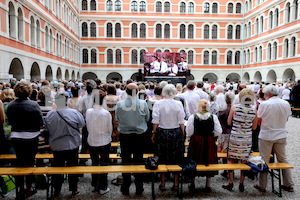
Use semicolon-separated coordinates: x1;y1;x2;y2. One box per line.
106;72;122;82
130;71;144;81
56;67;62;80
203;73;218;83
30;62;40;81
226;73;240;82
186;74;195;82
282;68;295;82
82;72;97;80
71;70;75;80
9;58;24;80
266;70;277;83
65;70;69;80
243;72;250;83
254;71;262;82
45;65;53;81
77;72;80;80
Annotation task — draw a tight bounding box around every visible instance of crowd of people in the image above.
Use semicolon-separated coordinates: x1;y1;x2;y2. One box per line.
0;78;298;199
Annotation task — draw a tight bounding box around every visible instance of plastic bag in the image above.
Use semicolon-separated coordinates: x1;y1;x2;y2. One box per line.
245;155;269;174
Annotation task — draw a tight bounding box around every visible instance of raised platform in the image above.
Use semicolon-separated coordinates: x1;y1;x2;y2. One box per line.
144;76;187;85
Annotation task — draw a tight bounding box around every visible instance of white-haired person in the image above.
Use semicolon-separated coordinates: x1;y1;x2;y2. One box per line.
223;88;258;192
215;85;227;112
186;99;222;192
151;84;185;192
254;84;294;192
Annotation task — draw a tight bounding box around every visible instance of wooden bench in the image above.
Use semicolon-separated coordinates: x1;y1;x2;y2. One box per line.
0;165;168;200
291;107;300;117
166;163;293;198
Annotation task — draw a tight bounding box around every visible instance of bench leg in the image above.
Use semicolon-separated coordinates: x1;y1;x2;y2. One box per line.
151;173;155;200
179;172;183;200
271;169;282;197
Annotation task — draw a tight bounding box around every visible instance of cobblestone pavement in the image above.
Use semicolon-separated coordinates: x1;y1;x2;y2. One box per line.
4;117;300;199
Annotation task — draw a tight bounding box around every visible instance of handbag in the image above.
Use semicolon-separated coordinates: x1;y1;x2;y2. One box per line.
179;158;197;180
56;111;79;131
145;156;159;170
245;155;269;174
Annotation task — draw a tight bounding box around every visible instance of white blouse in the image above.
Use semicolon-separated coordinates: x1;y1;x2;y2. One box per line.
186;112;222;137
152;98;185;129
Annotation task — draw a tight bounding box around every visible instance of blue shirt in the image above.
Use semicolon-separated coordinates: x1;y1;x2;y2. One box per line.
45;107;85;151
116;96;150;134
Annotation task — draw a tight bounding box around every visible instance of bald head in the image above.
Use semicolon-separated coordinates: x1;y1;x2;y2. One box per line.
126;83;138;96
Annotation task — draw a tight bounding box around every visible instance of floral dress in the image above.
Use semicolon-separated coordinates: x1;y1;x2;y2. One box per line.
228;104;256;160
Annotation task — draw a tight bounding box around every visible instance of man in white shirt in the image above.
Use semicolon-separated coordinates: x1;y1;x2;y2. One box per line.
178;57;188;72
254;85;294;192
167;62;178;76
215;85;227;112
159;57;168;73
179;80;200;117
194;81;209;100
150;56;160;74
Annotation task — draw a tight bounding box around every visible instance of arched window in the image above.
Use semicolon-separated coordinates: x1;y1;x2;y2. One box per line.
274;9;279;27
273;42;277;59
204;2;210;13
115;23;121;37
243;50;246;64
293;0;298;20
115;0;121;11
45;26;49;51
107;0;113;11
204;51;209;64
83;49;88;63
227;51;232;64
254;47;258;62
248;22;251;36
36;20;41;48
188;2;194;13
140;23;146;38
180;50;185;54
255;18;259;34
131;49;138;64
82;0;87;10
91;0;96;10
236;25;241;39
90;22;96;37
212;25;217;39
140;1;146;12
164;49;170;52
131;1;138;12
164;24;170;38
156;1;162;12
249;0;252;9
30;17;35;46
17;8;23;41
107;23;113;37
269;11;273;29
228;3;233;13
212;3;218;13
247;49;250;63
91;49;97;63
59;35;62;57
107;49;113;63
259;46;262;62
285;3;291;23
164;2;170;12
244;24;247;38
212;50;217;64
140;49;146;63
236;3;241;13
116;49;122;64
188;50;193;64
204;25;209;39
156;24;162;38
284;39;289;57
180;24;186;39
49;29;53;53
180;2;186;13
260;16;264;33
131;23;138;38
188;24;194;39
235;51;240;64
64;5;67;24
8;2;16;38
82;22;88;37
227;25;233;39
291;37;296;57
267;43;272;60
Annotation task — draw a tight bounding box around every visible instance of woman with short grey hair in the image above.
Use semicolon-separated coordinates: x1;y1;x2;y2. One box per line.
263;84;279;96
151;84;185;192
